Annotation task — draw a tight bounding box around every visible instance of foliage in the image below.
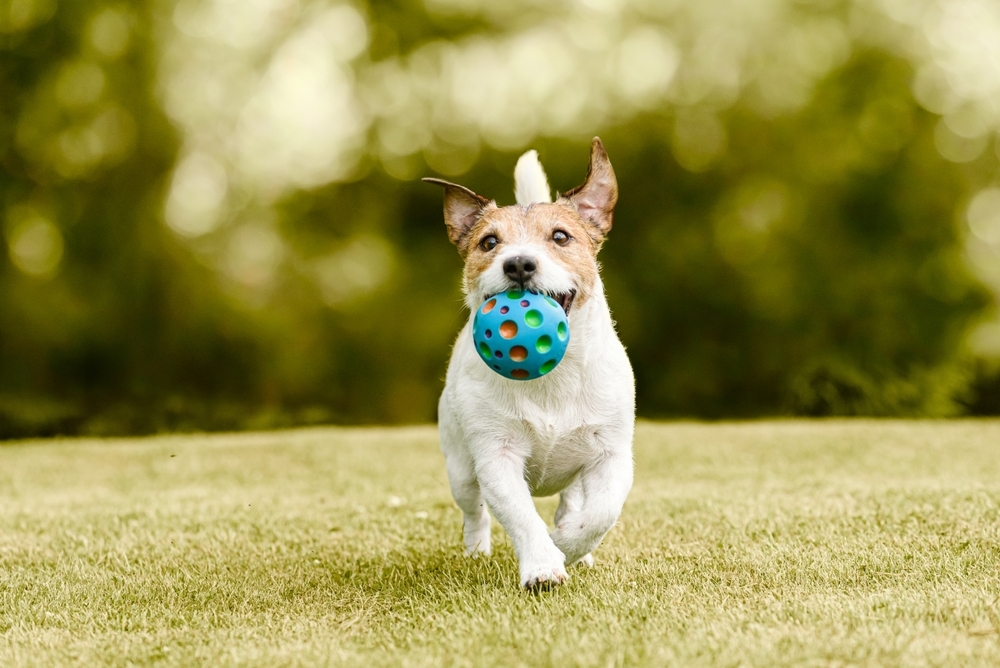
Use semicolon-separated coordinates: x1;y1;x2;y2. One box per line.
1;0;999;437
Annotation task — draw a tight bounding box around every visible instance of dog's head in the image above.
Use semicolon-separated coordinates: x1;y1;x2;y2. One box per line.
424;138;618;315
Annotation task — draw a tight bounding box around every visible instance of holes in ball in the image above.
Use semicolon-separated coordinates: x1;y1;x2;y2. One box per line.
544;295;560;308
495;350;503;358
493;365;501;370
520;299;530;307
557;322;568;341
524;310;542;327
506;289;523;299
536;335;552;354
499;321;518;339
482;298;496;314
485;329;492;339
540;359;557;374
479;342;492;359
500;306;509;314
509;345;528;362
511;369;530;379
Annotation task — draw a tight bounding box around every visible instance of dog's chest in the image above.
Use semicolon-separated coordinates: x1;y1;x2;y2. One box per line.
518;411;603;497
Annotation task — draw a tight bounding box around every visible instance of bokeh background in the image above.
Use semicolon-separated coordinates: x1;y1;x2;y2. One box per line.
2;0;1000;438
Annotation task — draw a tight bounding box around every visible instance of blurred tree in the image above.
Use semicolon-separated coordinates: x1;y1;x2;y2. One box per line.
0;0;997;438
0;0;270;436
600;53;990;417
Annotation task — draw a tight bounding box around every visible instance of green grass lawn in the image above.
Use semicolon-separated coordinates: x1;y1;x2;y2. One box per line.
2;420;1000;667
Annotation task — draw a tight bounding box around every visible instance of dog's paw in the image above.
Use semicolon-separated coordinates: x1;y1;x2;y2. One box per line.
520;563;568;591
464;529;491;557
573;553;595;568
464;542;491;558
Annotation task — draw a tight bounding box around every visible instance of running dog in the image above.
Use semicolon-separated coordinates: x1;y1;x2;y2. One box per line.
424;138;635;589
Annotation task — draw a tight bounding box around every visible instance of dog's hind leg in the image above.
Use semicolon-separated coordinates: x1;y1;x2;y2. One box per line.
553;479;580;527
550;448;633;566
554;479;594;567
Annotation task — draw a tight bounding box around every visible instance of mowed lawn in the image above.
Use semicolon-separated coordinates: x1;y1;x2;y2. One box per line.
2;421;1000;667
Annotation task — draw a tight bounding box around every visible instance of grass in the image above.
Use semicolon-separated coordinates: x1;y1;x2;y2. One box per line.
2;420;1000;667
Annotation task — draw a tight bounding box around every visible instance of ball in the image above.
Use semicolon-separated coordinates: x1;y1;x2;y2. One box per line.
472;289;570;380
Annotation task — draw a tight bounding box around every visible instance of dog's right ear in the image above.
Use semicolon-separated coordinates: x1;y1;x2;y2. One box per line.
422;178;494;248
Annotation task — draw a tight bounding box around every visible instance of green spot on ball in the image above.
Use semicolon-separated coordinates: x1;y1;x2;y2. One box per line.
536;335;552;354
524;309;543;327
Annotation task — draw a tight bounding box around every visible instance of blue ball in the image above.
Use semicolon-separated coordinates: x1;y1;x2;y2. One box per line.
472;289;570;380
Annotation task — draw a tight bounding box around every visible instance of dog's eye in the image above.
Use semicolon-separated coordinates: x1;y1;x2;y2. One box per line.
552;230;570;246
479;235;498;251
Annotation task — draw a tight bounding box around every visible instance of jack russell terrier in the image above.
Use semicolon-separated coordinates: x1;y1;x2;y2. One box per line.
424;138;635;589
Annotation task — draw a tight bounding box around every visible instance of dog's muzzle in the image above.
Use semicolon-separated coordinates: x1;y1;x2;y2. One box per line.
503;255;537;286
498;255;576;314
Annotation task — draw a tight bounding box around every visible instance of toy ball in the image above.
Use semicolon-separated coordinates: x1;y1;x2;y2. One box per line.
472;289;570;380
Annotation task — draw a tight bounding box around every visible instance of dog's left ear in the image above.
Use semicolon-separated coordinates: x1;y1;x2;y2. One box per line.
562;137;618;236
422;177;493;249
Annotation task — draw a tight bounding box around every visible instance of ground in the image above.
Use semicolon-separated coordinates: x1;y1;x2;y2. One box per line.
2;420;1000;667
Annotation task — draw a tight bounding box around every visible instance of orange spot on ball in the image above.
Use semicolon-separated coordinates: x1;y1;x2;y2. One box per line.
482;298;496;314
511;369;530;379
499;321;518;339
509;345;528;361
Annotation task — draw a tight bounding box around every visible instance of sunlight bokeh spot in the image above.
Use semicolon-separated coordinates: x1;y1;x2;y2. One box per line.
164;152;228;237
5;206;64;278
968;188;1000;244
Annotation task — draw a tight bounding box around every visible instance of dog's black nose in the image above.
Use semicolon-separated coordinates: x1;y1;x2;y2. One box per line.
503;256;537;286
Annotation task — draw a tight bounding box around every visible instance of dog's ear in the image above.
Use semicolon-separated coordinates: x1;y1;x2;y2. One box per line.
562;137;618;236
422;178;493;247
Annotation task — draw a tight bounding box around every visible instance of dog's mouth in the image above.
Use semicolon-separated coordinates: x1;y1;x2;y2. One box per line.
495;286;577;314
548;290;576;315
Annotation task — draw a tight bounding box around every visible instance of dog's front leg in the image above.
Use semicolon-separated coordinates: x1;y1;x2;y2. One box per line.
474;442;568;589
444;451;492;556
550;449;633;565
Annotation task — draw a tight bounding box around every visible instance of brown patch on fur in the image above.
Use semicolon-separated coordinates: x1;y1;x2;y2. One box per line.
427;138;619;312
458;205;521;278
422;178;496;247
461;202;602;309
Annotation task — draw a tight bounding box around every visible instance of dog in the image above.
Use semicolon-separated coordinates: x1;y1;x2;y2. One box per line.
424;138;635;589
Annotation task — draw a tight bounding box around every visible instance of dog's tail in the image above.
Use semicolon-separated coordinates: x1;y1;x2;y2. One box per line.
514;150;552;205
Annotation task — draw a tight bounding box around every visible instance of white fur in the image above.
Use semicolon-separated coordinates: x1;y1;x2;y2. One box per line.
439;156;635;590
514;150;552;205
